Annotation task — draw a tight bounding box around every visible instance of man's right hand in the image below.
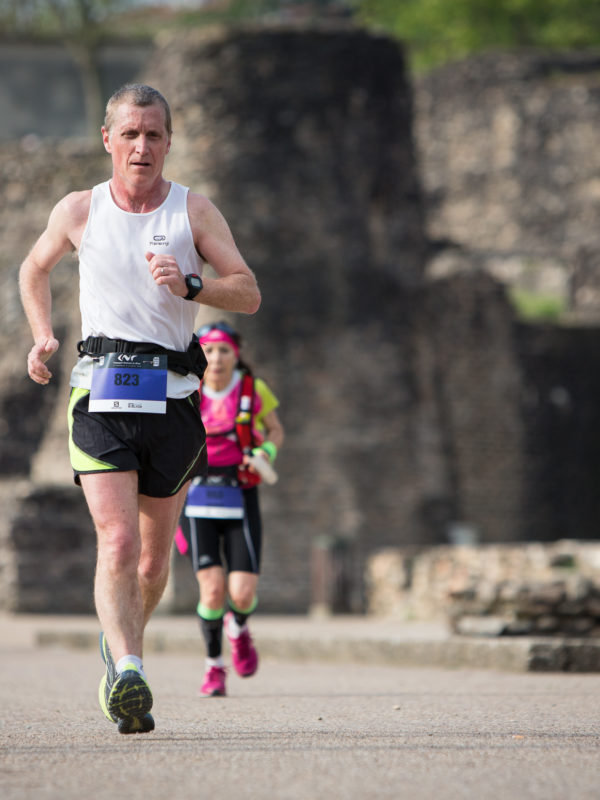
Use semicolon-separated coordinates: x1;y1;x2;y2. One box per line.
27;337;60;384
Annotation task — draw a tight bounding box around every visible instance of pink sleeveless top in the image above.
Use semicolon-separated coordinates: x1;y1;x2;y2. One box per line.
200;371;263;467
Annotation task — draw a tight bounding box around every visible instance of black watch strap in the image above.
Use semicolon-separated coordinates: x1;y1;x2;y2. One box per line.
184;274;203;301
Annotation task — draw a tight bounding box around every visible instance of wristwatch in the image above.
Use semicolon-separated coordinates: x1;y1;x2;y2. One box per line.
184;273;203;301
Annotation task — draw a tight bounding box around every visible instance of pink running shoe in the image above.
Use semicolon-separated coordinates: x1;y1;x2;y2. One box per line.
199;666;227;697
225;612;259;677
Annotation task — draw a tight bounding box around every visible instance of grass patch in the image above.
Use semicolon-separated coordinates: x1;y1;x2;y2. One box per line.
509;287;566;322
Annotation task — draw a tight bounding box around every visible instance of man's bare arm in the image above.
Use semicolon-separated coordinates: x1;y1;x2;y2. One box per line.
188;193;261;314
19;192;87;384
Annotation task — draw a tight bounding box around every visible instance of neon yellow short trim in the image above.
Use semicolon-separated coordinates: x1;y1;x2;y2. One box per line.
67;387;118;474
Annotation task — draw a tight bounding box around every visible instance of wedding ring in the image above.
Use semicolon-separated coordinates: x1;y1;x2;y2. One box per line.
161;267;166;275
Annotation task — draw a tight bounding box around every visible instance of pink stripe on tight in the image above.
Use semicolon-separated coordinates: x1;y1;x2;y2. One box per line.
174;526;188;555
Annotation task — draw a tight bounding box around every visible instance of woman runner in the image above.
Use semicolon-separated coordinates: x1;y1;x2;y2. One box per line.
175;321;284;696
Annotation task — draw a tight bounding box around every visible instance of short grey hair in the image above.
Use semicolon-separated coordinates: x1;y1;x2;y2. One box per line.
104;84;172;136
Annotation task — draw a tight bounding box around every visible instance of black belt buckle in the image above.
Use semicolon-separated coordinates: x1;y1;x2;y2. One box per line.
77;336;104;356
78;336;136;356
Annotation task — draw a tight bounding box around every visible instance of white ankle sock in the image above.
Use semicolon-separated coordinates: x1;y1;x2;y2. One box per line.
226;616;246;639
206;656;225;668
116;654;145;677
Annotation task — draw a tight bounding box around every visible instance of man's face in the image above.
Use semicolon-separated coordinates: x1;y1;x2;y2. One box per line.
102;101;171;189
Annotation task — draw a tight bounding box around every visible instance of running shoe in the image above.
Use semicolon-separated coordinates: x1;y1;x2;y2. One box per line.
98;632;154;734
99;632;118;724
117;714;155;734
224;612;259;677
200;666;227;697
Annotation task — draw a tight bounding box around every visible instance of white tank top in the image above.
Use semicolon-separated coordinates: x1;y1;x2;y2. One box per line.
70;180;202;397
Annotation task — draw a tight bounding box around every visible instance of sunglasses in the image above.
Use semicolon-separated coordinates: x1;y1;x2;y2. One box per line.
196;321;241;344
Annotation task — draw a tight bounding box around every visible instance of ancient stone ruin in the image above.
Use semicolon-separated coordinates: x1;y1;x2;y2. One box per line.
415;50;600;319
367;542;600;637
2;27;600;618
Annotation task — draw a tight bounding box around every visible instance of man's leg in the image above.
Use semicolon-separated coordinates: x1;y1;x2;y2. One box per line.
138;482;190;625
81;470;154;732
80;470;143;662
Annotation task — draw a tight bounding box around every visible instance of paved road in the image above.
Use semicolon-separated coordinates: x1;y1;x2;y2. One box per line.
2;642;600;800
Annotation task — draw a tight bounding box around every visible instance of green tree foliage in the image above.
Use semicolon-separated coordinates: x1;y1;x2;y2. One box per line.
353;0;600;70
0;0;119;36
161;0;348;29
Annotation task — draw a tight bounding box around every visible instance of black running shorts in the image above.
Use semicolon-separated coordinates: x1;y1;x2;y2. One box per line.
68;387;207;497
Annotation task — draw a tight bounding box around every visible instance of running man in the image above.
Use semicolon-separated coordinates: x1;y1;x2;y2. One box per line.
19;84;260;734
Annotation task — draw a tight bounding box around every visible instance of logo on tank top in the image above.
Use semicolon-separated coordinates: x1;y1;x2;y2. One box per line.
148;234;169;247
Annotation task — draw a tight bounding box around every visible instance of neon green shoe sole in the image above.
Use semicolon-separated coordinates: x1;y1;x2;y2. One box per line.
98;635;154;734
107;667;153;720
99;673;117;723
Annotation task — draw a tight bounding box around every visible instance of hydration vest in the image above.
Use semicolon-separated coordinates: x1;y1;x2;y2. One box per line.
234;372;262;487
202;371;262;488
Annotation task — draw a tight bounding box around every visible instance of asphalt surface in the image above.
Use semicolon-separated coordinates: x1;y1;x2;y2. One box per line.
1;613;600;799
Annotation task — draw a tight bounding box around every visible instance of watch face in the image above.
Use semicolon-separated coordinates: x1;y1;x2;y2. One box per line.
185;274;203;300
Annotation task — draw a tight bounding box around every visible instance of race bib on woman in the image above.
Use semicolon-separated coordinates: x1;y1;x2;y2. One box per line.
185;479;244;519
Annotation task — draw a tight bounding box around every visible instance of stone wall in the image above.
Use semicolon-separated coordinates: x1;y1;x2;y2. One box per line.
144;25;428;612
9;485;95;613
3;31;600;615
0;141;109;613
413;273;527;545
366;542;600;636
517;324;600;541
415;51;600;320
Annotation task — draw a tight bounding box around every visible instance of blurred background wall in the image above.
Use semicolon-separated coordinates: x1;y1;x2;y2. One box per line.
2;3;600;615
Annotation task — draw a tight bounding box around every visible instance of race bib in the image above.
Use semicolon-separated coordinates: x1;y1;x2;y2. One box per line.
89;353;168;413
185;480;244;519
